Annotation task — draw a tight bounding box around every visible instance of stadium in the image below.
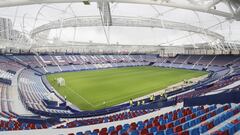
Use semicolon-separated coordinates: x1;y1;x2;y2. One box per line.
0;0;240;135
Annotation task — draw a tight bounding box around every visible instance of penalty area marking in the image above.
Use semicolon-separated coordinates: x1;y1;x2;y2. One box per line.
94;85;163;107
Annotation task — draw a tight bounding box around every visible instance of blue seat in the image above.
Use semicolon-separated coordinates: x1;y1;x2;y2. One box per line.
159;119;166;125
119;129;127;135
174;120;180;126
216;108;224;114
206;113;211;119
219;126;228;132
209;105;216;111
196;110;203;116
195;118;201;124
213;117;220;125
186;115;191;121
200;125;208;133
137;121;144;127
149;118;154;122
91;131;98;135
183;122;190;130
190;120;196;127
84;130;91;135
166;117;172;123
177;112;183;118
123;124;130;130
77;130;84;135
108;126;115;133
149;126;158;133
165;128;173;135
190;127;200;135
104;117;108;122
154;131;165;135
36;124;42;129
130;130;139;135
192;108;198;113
147;121;153;126
226;123;235;135
168;114;173;119
137;125;144;130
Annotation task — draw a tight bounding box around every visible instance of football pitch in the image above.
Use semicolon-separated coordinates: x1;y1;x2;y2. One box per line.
47;66;207;110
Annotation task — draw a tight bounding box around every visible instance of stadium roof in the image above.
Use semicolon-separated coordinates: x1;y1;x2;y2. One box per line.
0;0;239;48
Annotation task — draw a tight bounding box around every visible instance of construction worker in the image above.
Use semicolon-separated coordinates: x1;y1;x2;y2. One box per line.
137;100;141;106
150;95;153;101
141;100;145;105
150;94;155;102
129;98;133;106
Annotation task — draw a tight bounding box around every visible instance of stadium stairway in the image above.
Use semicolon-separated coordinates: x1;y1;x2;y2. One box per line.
7;68;34;116
4;55;44;75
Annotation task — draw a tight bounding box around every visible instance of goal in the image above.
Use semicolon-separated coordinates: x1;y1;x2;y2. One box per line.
57;77;65;86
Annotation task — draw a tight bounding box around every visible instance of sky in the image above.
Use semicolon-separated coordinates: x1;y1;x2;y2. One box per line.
0;2;239;46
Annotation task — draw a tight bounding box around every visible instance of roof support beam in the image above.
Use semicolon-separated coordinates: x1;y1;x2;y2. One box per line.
227;0;240;20
30;16;224;41
97;1;112;26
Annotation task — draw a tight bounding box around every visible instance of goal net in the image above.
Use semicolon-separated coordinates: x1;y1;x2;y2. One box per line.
57;77;65;86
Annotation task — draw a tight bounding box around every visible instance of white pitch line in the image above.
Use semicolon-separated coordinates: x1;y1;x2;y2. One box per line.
94;85;162;107
63;86;96;108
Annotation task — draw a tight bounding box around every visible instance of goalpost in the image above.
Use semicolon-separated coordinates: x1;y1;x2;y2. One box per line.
56;77;65;86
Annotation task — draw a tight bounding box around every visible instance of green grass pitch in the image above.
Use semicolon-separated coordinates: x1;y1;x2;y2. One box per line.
47;66;207;110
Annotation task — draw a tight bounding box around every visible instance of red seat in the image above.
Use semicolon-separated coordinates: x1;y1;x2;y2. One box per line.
100;127;107;134
223;105;229;111
173;114;178;120
231;119;240;124
174;125;182;133
210;112;216;117
146;123;153;129
200;115;207;122
211;130;228;135
207;121;214;130
93;129;100;133
180;117;186;123
166;122;174;128
140;128;149;135
204;108;209;113
191;114;196;119
121;132;129;135
177;130;189;135
116;125;122;131
153;121;160;127
99;132;108;135
110;130;118;135
158;125;166;131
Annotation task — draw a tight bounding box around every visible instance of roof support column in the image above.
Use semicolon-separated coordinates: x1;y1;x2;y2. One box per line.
97;1;112;26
